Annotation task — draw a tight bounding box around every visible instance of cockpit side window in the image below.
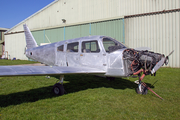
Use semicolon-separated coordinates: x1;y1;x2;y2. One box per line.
82;40;100;53
102;38;126;53
67;42;79;52
57;45;64;52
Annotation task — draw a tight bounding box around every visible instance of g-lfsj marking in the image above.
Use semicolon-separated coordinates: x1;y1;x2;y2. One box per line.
0;24;173;99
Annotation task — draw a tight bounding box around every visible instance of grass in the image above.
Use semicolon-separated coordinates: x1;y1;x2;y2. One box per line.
0;60;180;119
0;59;38;65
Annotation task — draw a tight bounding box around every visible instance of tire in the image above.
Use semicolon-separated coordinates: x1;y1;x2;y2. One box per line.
53;83;64;95
136;84;148;95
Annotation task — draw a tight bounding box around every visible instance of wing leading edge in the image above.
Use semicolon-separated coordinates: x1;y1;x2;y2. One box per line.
0;66;105;77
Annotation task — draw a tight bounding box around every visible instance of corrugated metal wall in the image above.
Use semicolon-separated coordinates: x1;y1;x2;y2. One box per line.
5;33;27;60
8;0;180;33
125;11;180;68
32;18;124;45
32;28;64;45
91;19;124;43
31;30;44;45
65;24;89;40
45;27;64;43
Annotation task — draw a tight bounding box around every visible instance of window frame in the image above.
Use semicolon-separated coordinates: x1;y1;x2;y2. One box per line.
81;40;100;53
57;45;64;52
66;42;79;53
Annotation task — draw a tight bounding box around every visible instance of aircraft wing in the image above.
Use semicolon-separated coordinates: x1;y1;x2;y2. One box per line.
0;66;105;77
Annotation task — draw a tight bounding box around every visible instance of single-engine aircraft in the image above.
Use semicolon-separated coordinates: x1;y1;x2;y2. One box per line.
0;24;173;99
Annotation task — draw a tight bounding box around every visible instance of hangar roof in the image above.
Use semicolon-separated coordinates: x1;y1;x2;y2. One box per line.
5;0;59;33
0;27;9;31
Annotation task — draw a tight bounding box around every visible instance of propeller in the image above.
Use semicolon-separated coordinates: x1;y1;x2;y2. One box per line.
151;50;174;74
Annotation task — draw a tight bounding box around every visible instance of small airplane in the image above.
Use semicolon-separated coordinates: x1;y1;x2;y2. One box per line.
0;24;173;99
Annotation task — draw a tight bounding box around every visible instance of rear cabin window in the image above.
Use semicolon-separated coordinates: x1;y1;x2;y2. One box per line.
67;42;79;52
82;40;100;53
57;45;64;51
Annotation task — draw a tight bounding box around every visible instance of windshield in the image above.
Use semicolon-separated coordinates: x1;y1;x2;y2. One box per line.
102;37;127;53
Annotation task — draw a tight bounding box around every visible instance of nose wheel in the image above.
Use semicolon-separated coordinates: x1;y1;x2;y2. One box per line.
136;82;148;95
134;69;163;100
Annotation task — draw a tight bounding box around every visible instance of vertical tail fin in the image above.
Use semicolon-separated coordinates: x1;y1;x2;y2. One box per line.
23;24;38;49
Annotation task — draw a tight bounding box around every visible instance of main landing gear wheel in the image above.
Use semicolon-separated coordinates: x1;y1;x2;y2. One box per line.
136;83;148;95
53;83;64;95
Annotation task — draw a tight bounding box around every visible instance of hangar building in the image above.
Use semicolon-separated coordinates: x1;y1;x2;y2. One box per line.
0;27;9;58
4;0;180;68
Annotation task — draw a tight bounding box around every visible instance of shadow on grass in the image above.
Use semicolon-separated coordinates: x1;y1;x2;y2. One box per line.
0;74;154;107
0;86;55;107
63;75;154;93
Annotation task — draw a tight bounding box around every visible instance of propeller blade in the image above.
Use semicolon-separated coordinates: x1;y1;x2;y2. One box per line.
151;57;165;74
167;50;174;57
151;50;174;74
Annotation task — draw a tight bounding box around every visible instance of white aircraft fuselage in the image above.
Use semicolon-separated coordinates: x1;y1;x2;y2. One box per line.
26;35;127;77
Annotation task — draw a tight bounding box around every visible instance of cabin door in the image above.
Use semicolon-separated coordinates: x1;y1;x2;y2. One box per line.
65;42;81;67
79;40;107;70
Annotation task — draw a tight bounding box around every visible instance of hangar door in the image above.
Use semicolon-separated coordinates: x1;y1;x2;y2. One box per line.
32;28;64;45
32;18;124;45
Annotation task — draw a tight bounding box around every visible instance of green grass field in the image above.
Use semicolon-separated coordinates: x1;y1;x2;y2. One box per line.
0;59;38;65
0;60;180;119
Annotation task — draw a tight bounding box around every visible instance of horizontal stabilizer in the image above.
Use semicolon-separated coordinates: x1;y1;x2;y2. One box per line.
23;24;38;49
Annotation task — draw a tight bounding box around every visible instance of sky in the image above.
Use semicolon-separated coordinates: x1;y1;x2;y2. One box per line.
0;0;55;29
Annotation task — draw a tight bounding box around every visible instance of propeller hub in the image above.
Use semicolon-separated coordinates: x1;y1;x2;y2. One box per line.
164;56;169;65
